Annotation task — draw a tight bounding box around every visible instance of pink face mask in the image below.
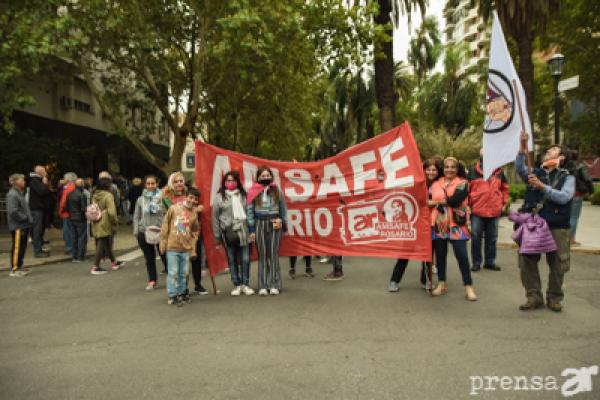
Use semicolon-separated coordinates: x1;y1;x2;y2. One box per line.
225;181;238;190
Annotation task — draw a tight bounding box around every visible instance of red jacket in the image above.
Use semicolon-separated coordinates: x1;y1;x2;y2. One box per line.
467;161;509;218
59;182;76;219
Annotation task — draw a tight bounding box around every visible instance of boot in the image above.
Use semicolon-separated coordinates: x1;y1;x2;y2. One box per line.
465;285;478;301
431;281;447;296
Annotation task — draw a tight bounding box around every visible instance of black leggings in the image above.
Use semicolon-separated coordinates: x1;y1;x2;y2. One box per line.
433;239;472;286
390;259;429;284
190;238;203;289
94;236;115;266
136;233;166;282
290;256;312;271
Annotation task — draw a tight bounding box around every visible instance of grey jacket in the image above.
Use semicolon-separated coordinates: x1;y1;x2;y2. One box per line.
133;193;165;235
7;187;33;231
212;192;249;245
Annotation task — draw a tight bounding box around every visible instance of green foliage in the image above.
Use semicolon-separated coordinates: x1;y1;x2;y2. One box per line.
413;126;482;166
408;15;442;89
509;183;527;201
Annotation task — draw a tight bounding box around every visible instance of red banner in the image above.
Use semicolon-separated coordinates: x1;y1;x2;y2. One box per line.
196;123;431;276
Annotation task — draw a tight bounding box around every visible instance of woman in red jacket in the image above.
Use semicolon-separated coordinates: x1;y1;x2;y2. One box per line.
429;157;477;301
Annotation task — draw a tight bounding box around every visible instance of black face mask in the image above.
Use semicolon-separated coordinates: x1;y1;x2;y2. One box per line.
258;178;272;187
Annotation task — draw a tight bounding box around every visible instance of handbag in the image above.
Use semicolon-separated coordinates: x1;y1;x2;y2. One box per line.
223;225;240;247
452;208;468;226
144;226;161;245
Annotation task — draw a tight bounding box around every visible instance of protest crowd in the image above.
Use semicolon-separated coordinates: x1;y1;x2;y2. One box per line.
5;129;595;312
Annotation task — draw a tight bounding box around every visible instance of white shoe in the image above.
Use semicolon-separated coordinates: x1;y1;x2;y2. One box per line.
230;286;242;296
9;270;27;277
242;285;255;296
258;289;268;296
270;288;279;295
319;257;330;264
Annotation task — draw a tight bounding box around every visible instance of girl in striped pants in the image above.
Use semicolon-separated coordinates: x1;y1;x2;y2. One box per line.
247;166;288;296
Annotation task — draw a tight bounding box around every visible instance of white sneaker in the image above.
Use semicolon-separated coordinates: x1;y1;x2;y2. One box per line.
258;289;268;296
242;285;255;296
9;270;27;277
319;256;330;264
270;288;279;295
230;286;242;296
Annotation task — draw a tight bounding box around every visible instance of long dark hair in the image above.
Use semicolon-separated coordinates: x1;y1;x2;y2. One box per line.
218;171;247;200
255;165;279;205
423;158;443;185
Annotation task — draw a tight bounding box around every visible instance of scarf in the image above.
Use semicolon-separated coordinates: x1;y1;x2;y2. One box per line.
226;189;246;220
142;189;161;214
246;181;276;205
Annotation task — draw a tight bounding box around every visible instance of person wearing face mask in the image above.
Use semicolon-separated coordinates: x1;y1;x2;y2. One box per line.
515;133;575;312
66;178;89;263
159;188;200;307
133;175;167;291
212;171;254;296
429;157;477;301
247;166;288;296
389;158;442;293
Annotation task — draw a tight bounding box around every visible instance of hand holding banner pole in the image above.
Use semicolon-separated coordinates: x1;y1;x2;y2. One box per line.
512;79;533;174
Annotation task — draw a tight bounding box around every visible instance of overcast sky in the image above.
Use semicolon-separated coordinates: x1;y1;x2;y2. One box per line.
393;0;446;63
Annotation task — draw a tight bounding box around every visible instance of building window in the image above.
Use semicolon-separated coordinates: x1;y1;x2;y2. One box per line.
186;153;195;169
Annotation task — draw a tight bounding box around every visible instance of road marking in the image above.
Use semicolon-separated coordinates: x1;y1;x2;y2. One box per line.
118;249;143;262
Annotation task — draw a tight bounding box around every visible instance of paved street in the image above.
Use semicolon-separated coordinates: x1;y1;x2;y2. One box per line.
1;249;599;400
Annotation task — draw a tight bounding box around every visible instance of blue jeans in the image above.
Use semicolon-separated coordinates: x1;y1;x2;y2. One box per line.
569;196;583;240
166;251;189;298
226;244;250;286
63;219;72;254
69;220;88;261
470;215;499;266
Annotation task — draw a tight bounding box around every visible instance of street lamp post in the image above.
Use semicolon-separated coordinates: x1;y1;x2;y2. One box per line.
547;53;565;145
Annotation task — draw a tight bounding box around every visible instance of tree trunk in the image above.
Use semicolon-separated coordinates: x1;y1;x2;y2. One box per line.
163;130;187;176
516;32;534;135
374;0;397;133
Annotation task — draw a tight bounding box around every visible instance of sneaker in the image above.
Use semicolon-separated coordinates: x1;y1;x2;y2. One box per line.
34;252;50;258
288;269;296;279
483;264;501;271
9;270;27;277
471;264;481;272
270;288;280;295
304;269;315;278
546;301;563;312
72;259;82;263
168;297;177;305
90;266;108;275
181;294;192;304
323;271;344;281
175;295;184;307
258;289;268;296
194;286;209;296
319;256;330;264
145;281;157;291
389;281;400;292
231;286;242;296
114;260;126;267
242;285;255;296
519;299;544;311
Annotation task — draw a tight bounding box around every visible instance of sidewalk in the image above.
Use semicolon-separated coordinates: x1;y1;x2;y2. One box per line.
0;223;138;270
498;200;600;254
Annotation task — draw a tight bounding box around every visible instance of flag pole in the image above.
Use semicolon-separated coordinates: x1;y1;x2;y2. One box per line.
512;79;533;174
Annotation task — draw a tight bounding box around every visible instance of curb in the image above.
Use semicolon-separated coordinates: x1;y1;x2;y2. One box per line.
0;246;139;272
497;241;600;255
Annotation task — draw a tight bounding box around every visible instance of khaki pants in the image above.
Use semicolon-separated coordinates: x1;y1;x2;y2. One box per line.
518;228;570;304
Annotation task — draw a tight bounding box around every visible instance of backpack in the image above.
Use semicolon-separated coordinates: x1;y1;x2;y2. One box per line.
574;165;594;195
86;202;103;222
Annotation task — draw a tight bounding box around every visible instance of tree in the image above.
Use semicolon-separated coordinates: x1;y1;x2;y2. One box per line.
372;0;425;133
0;1;70;133
478;0;561;121
408;15;441;89
418;44;478;136
544;0;600;153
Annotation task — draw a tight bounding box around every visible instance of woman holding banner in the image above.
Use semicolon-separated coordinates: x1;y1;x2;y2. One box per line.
428;157;477;301
389;158;442;292
247;166;288;296
212;171;254;296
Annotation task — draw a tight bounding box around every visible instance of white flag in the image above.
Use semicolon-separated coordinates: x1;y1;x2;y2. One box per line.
482;12;533;179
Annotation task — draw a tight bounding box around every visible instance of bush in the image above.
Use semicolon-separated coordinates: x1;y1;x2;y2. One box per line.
509;183;526;201
590;188;600;205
